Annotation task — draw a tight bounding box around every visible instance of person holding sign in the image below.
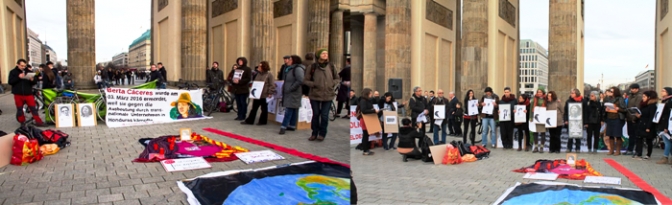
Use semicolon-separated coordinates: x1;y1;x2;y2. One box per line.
479;87;500;148
8;59;46;127
625;84;644;156
656;87;672;164
514;94;531;151
584;91;604;154
409;86;428;131
563;88;584;153
529;89;548;153
428;90;449;144
227;57;252;121
377;92;405;150
499;87;516;149
545;91;564;153
242;61;275;126
357;88;378;155
279;56;305;135
463;90;479;145
604;87;627;156
633;91;659;160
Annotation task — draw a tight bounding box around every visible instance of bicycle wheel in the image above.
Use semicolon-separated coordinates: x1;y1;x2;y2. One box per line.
329;102;337;121
46;102;56;123
202;93;216;116
95;99;106;122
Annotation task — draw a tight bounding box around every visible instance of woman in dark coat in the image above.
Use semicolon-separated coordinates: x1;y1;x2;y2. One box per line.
463;90;479;145
335;59;351;118
278;56;305;134
656;87;672;164
357;88;377;155
584;91;604;153
514;94;531;151
604;87;627;155
397;118;424;162
377;92;405;150
634;90;659;160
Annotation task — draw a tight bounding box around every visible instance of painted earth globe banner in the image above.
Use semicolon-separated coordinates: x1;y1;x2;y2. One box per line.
177;161;352;205
495;182;660;205
104;88;211;127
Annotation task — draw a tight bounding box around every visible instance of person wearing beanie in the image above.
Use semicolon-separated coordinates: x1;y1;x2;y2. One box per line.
656;87;672;164
584;91;603;154
479;86;500;148
303;49;340;142
529;89;548;153
563;88;584;153
625;83;643;155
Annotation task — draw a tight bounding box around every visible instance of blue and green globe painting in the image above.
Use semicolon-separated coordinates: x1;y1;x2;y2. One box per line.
502;189;644;205
223;174;351;205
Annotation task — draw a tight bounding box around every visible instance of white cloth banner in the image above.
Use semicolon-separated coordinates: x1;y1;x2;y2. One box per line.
350;105;381;144
105;88;212;128
468;100;479;115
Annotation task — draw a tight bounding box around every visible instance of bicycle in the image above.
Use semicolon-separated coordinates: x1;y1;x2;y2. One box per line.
177;79;200;90
94;89;107;122
202;84;236;116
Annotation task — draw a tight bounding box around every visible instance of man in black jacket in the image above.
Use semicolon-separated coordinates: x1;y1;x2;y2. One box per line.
447;91;459;136
149;64;164;89
157;62;167;89
410;86;428;131
206;61;225;91
8;59;46;127
429;89;448;144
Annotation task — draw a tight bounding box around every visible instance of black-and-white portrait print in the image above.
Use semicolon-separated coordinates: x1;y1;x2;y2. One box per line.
80;105;93;118
59;106;70;117
568;103;582;121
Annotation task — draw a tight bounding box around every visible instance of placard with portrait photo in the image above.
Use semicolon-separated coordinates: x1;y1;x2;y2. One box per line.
55;104;75;128
568;103;583;121
77;103;97;127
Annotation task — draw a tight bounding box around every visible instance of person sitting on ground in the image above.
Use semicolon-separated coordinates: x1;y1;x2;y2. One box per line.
398;118;425;162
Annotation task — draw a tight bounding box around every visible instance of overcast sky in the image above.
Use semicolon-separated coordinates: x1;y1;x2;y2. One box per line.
520;0;655;88
26;0;150;63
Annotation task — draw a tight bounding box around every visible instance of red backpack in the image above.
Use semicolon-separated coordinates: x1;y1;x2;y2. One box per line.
470;145;491;159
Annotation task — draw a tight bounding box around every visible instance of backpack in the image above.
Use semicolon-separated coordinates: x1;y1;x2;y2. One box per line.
419;135;434;162
303;63;338;96
470;145;491;159
451;141;472;156
40;129;71;148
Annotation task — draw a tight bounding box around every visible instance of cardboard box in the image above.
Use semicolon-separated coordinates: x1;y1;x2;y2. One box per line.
0;134;14;168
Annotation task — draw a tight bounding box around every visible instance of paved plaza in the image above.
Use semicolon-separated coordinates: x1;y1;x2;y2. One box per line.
0;89;350;205
351;134;672;205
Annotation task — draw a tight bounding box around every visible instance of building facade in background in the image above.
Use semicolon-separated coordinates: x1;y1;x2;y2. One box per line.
635;70;655;91
518;39;548;96
112;52;129;68
128;30;151;70
27;28;42;66
44;44;57;63
0;0;26;82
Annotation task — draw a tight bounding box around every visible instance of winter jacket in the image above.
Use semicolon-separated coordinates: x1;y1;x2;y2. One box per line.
350;96;359;106
447;97;459;118
584;99;603;125
428;96;449;122
409;94;426;123
398;127;424;149
206;68;225;88
626;91;643;122
228;57;252;95
603;96;627;120
8;66;37;95
149;70;164;83
498;94;517;120
41;70;57;89
638;99;658;138
252;71;276;99
358;97;377;131
159;67;167;82
546;99;565;127
303;62;339;102
281;64;305;109
479;94;500;119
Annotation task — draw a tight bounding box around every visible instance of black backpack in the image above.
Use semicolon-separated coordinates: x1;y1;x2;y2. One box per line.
420;135;435;162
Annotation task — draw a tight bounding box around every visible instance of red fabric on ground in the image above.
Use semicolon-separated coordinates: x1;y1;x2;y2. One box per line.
132;156;239;163
604;158;672;204
203;127;350;168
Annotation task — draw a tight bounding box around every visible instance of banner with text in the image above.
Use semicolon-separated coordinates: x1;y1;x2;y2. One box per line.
105;88;212;128
350;105;382;144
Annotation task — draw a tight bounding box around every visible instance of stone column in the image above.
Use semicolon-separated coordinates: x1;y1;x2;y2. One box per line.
329;10;344;69
461;0;489;98
181;0;207;82
363;13;377;90
351;19;364;95
307;0;330;54
66;0;96;89
251;0;275;66
455;0;463;98
385;0;412;101
548;0;578;99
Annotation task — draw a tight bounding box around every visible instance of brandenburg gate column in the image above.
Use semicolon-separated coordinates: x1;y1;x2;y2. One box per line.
461;0;489;97
385;0;412;101
66;0;96;89
307;0;331;53
350;19;363;94
181;0;207;81
251;0;274;66
329;9;344;69
548;0;584;99
363;12;377;90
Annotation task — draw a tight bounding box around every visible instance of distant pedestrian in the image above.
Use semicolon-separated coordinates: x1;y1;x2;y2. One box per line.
149;64;165;89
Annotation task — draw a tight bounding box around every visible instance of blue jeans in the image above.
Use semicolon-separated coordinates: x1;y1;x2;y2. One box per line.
235;94;248;120
664;134;672;157
281;108;298;129
382;132;398;149
157;82;166;89
481;118;497;146
310;100;332;137
433;123;447;144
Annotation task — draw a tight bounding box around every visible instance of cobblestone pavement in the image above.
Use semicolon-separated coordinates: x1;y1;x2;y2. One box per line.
0;88;350;205
351;135;672;205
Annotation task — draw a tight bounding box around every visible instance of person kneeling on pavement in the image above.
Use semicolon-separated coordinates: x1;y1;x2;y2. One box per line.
398;118;425;162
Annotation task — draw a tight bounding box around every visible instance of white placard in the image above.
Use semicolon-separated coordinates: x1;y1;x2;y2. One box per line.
583;176;622;185
350;105;382;144
653;103;665;123
533;107;546;124
568;120;583;138
669;114;672;134
435;119;443;126
274;81;284;99
385;116;397;125
604;103;615;110
482;99;495;114
77;103;97;127
55;104;75;128
104;88;212;128
234;150;285;164
160;157;212;172
267;98;277;114
514;105;527;123
233;70;244;80
434;105;446;119
499;106;511;121
301;98;312;123
249;81;265;99
298;109;308;123
373;104;380;110
568;103;583;121
623;123;629;139
468;100;479;115
546;110;558;128
529;120;537;132
523;172;559;181
393;102;399;111
275;100;285;123
417;113;428;123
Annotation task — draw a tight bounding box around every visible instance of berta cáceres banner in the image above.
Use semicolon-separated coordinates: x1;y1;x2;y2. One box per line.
104;88;211;127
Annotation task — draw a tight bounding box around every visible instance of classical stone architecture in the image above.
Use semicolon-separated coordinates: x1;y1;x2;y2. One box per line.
0;0;26;83
657;0;672;91
548;0;584;100
152;0;350;83
66;0;96;89
128;30;151;70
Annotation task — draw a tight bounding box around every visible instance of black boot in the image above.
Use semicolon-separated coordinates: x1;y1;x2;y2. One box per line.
403;155;408;162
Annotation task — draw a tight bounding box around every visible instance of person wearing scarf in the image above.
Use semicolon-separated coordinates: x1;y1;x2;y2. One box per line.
514;94;531;151
564;88;584;153
303;49;340;142
499;87;517;149
656;87;672;164
529;89;547;153
584;91;604;153
545;91;565;153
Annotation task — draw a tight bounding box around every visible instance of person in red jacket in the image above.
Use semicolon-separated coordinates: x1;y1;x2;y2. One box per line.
8;59;46;127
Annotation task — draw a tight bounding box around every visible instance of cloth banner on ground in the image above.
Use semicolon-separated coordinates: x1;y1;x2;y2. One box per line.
105;88;212;127
176;161;351;205
494;181;660;205
350;106;381;144
133;133;248;163
512;159;602;180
